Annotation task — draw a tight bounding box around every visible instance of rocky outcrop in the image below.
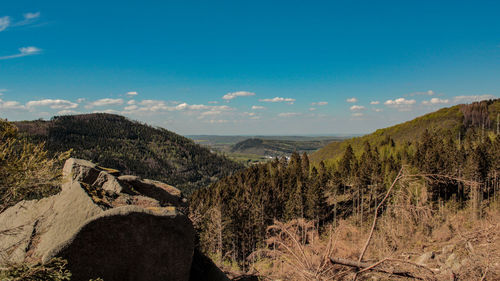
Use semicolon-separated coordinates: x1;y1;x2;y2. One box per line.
0;158;197;281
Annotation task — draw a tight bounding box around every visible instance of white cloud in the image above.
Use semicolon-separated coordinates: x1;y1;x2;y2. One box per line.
309;107;316;111
76;98;86;103
0;16;10;32
57;109;79;115
384;98;416;106
350;105;365;111
209;119;229;124
0;46;42;60
208;101;219;104
408;90;435;96
370;101;380;105
200;110;222;117
422;98;449;105
243;112;256;116
92;109;121;114
453;95;496;103
251;105;265;110
124;100;233;113
24;12;40;20
139;99;157;106
222;91;255;100
0;100;25;109
278;112;301;117
126;91;138;96
352;113;364;117
311;101;328;106
26;99;78;109
124;105;138;111
11;12;41;27
259;97;296;103
346;97;358;103
384;98;416;111
373;108;383;112
86;98;124;108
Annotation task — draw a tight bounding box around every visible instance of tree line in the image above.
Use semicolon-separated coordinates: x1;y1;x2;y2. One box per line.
190;122;500;269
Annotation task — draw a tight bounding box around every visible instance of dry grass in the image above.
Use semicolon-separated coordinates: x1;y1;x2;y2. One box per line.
250;174;500;280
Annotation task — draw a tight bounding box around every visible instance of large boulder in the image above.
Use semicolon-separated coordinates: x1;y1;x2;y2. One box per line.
0;158;195;281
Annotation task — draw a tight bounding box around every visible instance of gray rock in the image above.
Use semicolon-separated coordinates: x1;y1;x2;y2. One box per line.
47;206;194;281
0;158;201;281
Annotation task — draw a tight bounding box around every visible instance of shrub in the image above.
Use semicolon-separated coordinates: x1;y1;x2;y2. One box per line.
0;119;70;212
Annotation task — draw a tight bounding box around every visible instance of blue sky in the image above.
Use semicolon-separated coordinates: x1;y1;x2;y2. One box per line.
0;0;499;135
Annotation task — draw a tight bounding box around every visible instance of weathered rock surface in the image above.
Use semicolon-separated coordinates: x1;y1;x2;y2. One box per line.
0;158;199;281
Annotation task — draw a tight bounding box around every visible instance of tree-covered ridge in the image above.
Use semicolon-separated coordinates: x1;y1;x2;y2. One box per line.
13;113;243;194
310;99;500;164
229;137;342;157
190;100;500;269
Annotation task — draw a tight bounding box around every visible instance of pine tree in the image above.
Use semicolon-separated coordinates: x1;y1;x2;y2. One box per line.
301;152;310;179
284;178;305;220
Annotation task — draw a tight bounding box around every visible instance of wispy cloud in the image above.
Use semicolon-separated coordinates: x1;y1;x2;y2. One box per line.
346;97;358;103
124;105;138;111
407;90;435;97
311;101;328;106
251;105;265;110
123;100;233;113
208;119;229;124
350;105;365;111
126;91;138;97
259;97;296;104
57;109;80;115
26;99;78;109
278;112;301;117
92;109;121;114
86;98;124;108
12;12;41;27
1;12;41;31
24;12;40;20
422;98;449;105
370;101;380;105
0;46;42;60
352;112;364;117
453;95;496;103
0;16;10;31
222;91;255;100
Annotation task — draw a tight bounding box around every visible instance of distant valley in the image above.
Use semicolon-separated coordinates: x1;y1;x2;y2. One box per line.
188;135;352;165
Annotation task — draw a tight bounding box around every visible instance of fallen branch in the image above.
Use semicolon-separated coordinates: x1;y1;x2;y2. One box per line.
358;166;404;262
330;257;435;280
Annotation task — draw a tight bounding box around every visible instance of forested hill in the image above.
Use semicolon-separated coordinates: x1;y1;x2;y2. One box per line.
190;99;500;269
310;98;500;163
230;137;341;157
13;113;243;194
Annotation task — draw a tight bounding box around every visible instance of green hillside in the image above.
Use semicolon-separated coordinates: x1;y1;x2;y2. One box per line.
230;137;342;157
310;99;500;164
13;113;243;194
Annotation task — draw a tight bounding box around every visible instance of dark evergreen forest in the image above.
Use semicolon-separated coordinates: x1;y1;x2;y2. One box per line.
14;113;243;194
190;100;500;269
